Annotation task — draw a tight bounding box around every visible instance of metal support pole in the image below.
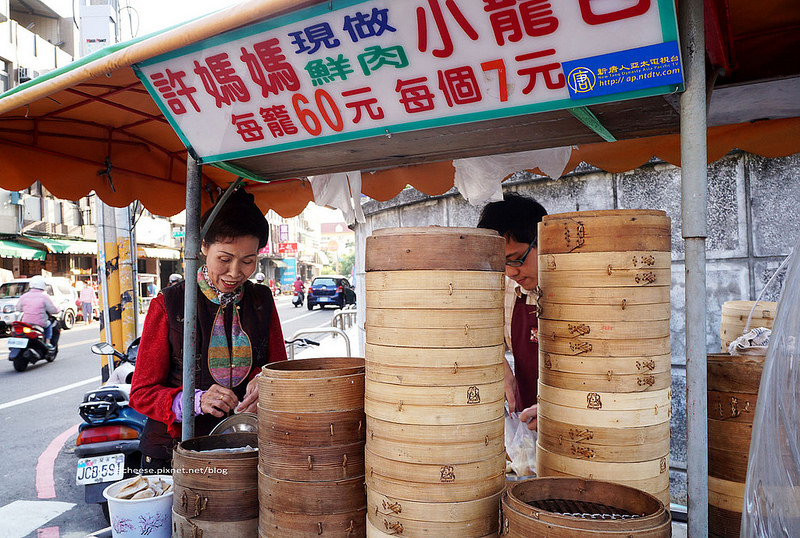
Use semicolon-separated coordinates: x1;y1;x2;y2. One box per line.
680;0;708;533
181;158;203;441
96;199;115;380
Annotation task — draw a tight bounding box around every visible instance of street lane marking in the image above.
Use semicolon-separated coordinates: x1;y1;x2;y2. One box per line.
281;311;318;323
37;424;79;499
0;500;74;538
0;377;101;411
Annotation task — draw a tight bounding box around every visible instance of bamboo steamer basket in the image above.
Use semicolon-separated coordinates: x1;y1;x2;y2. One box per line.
365;227;505;271
367;488;501;527
258;368;364;412
540;369;671;392
540;251;671;272
538;335;671;357
541;352;671;375
536;464;670;506
367;416;504;464
707;352;765;537
367;308;503;329
365;270;504;291
720;300;777;352
366;359;504;387
366;448;505;489
501;477;670;537
538;319;670;340
366;325;504;348
365;378;504;406
536;446;668;482
365;470;506;504
258;469;365;514
257;407;365;448
539;285;670;306
258;507;366;537
366;515;499;537
538;267;671;288
172;433;259;535
538;301;671;322
365;396;503;426
259;440;365;481
537;399;671;428
537;210;671;254
538;382;671;410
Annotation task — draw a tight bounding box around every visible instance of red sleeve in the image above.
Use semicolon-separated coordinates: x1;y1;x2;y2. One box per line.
129;294;182;436
248;291;287;382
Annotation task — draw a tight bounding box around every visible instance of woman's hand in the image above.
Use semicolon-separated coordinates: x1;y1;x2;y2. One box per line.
503;358;518;413
519;404;538;431
236;376;260;414
200;384;238;417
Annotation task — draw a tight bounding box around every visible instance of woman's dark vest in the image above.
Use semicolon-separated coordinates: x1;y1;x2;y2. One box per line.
139;280;273;460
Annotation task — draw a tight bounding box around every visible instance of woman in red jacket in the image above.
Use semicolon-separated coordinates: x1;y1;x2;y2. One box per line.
130;188;287;473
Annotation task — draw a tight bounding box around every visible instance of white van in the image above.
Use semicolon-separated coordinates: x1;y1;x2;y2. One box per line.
0;277;79;333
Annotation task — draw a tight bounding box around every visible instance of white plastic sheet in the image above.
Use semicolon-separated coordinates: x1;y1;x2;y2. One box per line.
308;171;365;226
741;245;800;537
505;412;537;478
453;146;574;205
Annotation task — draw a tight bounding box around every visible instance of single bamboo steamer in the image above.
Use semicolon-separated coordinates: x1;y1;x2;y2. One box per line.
365;359;504;387
368;489;502;524
257;407;366;448
365;270;504;291
537;415;670;447
537;399;671;428
708;476;744;512
365;516;498;537
537;464;671;505
366;470;506;504
365;396;503;426
258;507;366;537
367;510;497;537
539;285;671;305
538;319;670;340
537;427;670;463
365;227;505;272
719;300;777;351
258;440;365;481
365;289;503;309
367;416;504;464
501;477;670;537
366;325;504;348
262;356;365;378
366;308;503;329
365;378;504;406
708;390;758;423
538;335;671;357
537;301;671;322
536;445;668;480
540;251;671;272
707;353;766;393
365;343;503;369
537;210;671;254
538;267;671;288
708;419;752;447
540;368;671;392
258;469;366;514
366;447;505;485
538;383;671;411
258;371;364;412
541;352;672;375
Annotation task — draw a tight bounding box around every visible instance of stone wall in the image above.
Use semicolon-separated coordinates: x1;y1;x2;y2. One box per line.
354;150;800;505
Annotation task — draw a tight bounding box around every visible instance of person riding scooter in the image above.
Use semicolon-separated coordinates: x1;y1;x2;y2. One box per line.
16;276;59;349
292;276;305;307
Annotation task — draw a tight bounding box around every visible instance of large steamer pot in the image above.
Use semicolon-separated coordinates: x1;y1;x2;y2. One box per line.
501;477;671;537
172;432;259;536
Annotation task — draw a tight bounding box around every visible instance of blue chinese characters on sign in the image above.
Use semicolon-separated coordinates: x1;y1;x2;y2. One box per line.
562;41;683;100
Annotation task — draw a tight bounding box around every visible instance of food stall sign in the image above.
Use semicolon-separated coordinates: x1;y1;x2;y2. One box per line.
135;0;682;164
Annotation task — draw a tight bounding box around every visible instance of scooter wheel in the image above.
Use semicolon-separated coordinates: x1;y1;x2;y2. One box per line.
46;349;57;362
13;357;28;372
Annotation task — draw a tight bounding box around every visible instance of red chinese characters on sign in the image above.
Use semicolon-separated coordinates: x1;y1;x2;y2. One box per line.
149;69;201;115
278;242;298;255
483;0;559;46
260;105;299;138
396;77;436;113
193;53;250;108
240;38;301;98
341;87;385;123
417;0;479;58
438;66;482;107
515;49;565;93
231;113;264;142
579;0;651;25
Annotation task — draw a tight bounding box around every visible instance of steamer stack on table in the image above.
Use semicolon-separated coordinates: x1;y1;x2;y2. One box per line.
257;357;367;537
535;210;673;505
364;227;506;538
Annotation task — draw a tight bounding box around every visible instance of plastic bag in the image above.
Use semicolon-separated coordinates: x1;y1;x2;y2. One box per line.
741;246;800;537
504;412;537;478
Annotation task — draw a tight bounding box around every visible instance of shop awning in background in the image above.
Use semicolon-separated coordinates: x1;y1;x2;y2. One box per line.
271;259;289;269
27;237;98;255
0;240;46;260
137;246;181;260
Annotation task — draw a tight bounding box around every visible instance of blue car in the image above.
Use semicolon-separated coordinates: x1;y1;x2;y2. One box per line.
307;276;356;310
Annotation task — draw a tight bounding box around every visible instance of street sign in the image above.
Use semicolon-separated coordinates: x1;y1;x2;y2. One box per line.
136;0;681;164
172;230;185;238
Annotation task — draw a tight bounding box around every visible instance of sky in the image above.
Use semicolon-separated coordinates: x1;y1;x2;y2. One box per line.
119;0;242;40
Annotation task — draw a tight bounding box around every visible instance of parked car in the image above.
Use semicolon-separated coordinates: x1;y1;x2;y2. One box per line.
0;277;78;334
306;276;356;310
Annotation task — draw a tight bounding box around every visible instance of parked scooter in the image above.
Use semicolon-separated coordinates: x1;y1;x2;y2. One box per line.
75;339;146;521
293;289;305;307
7;316;60;372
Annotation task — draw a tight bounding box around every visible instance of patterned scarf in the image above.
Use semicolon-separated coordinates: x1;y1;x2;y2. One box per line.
197;266;252;388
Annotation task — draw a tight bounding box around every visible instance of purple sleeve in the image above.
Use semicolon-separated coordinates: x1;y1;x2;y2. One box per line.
170;390;206;422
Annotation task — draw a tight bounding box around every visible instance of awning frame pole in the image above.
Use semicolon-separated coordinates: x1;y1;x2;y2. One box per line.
181;158;202;441
680;0;709;533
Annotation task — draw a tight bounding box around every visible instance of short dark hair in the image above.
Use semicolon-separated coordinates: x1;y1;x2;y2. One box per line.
477;192;547;245
202;187;268;249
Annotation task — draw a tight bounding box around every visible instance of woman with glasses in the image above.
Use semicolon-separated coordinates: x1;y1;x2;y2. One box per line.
478;192;548;431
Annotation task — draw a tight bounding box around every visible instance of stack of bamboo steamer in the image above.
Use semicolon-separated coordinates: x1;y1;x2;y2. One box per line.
707;352;765;537
257;357;367;537
536;210;672;505
364;227;506;537
720;300;777;352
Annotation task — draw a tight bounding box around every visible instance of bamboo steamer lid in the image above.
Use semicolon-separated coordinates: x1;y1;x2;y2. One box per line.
256;407;365;448
538;301;671;321
258;507;366;537
261;356;364;378
258;371;364;412
365;227;504;272
538;267;671;288
538;334;671;357
367;416;504;464
538;318;670;340
539;285;670;305
538;210;671;254
540;251;671;272
540;368;672;392
540;352;672;375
